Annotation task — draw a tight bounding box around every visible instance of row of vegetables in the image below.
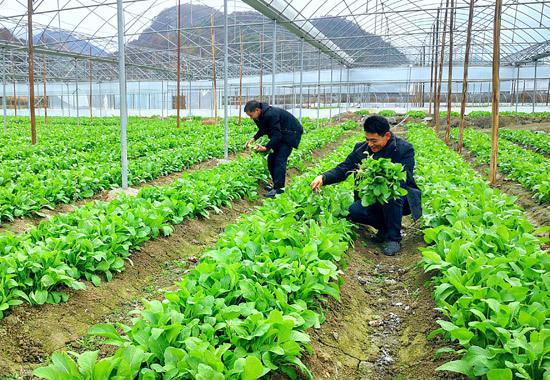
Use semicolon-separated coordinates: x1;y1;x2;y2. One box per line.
409;125;548;380
0;116;346;224
36;124;548;379
499;129;550;156
0;121;354;321
0;118;256;223
32;132;360;379
449;127;550;202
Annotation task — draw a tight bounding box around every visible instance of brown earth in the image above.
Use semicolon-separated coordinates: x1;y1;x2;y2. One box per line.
302;220;465;380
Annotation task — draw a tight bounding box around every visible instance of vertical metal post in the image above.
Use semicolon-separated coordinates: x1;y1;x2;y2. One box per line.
338;65;342;119
223;0;229;158
66;83;71;116
346;68;350;111
42;55;48;124
238;32;243;124
259;35;263;101
117;0;129;189
160;80;164;118
75;59;80;127
457;0;475;153
317;49;321;125
271;20;277;105
12;53;17;117
98;81;102;117
2;49;6;134
60;80;64;116
532;60;538;113
89;48;92;121
27;0;37;144
329;59;333;119
515;65;520;112
189;77;192;117
407;64;412;111
489;0;502;185
298;38;304;121
138;80;141;117
177;0;181;127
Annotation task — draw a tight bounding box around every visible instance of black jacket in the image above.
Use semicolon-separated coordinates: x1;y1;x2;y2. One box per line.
321;133;422;220
252;103;303;150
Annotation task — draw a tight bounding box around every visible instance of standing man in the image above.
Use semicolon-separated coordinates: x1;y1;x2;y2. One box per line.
310;115;422;256
245;100;304;198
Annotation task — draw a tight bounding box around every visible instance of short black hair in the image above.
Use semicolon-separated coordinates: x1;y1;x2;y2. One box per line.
363;115;390;135
244;100;261;113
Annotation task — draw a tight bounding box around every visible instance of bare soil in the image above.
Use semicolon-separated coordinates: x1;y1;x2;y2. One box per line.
302;220;465;380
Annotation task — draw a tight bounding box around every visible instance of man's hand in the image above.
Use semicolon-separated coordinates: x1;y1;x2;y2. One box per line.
310;175;324;192
255;145;268;152
245;138;255;149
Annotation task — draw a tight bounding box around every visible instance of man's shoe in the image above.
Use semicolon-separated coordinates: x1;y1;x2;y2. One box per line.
382;241;400;256
265;188;284;198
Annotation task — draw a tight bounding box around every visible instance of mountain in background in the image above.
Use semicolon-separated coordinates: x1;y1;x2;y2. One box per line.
32;30;108;56
129;3;409;67
0;27;22;44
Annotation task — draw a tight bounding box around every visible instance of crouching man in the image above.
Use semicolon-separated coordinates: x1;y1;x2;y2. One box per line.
310;115;422;256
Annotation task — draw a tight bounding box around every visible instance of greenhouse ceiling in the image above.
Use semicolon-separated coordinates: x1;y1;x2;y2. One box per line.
0;0;548;82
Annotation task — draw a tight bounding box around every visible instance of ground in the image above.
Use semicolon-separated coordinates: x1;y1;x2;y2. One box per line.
0;116;547;379
302;219;466;380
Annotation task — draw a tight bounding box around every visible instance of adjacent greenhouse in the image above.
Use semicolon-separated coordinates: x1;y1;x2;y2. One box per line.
0;0;549;379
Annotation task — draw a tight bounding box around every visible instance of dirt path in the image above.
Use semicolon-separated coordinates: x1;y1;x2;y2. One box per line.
302;219;465;380
0;134;355;378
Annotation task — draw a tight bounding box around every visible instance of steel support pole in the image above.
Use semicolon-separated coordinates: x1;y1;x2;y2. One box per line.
299;38;304;122
27;0;37;144
271;20;276;106
515;65;520;112
98;81;102;117
117;0;129;189
338;66;342;119
189;77;192;117
161;80;164;118
317;49;321;125
60;80;64;116
532;60;538;113
223;0;229;158
329;59;333;119
2;49;6;134
75;59;80;127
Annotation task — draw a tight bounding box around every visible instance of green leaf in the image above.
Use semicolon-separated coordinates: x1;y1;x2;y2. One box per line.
487;368;513;380
88;324;123;341
76;351;99;378
243;356;265;380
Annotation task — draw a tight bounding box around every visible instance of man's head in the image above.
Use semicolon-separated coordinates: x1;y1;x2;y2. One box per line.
363;115;391;153
244;100;262;120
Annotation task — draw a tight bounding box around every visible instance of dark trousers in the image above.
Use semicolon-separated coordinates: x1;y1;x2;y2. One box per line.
348;197;404;242
267;143;293;189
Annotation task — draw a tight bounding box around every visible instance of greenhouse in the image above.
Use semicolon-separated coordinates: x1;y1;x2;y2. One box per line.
0;0;549;378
